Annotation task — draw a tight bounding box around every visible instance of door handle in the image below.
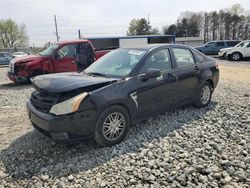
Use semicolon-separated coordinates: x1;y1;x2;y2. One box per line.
71;61;76;63
194;65;199;70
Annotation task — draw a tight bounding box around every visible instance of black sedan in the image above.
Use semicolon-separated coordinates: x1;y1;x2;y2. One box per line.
27;44;219;146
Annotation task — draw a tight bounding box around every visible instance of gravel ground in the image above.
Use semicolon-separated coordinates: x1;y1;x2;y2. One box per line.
0;59;249;188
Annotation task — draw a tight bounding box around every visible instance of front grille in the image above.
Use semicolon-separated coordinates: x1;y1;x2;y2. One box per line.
30;90;60;113
9;62;15;74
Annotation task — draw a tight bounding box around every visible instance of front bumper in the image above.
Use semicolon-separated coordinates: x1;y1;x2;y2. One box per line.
218;51;224;57
7;71;28;83
26;100;96;141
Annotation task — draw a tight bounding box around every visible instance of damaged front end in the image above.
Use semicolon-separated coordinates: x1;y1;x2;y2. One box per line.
8;61;31;83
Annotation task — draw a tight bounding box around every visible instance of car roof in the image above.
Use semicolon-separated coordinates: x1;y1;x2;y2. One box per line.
209;40;241;42
56;40;89;45
122;44;190;50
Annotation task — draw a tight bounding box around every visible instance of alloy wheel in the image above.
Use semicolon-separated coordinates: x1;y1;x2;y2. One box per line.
200;85;211;105
232;53;240;61
102;112;126;141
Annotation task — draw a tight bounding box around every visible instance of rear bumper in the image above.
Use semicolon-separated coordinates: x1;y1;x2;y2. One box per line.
26;100;96;141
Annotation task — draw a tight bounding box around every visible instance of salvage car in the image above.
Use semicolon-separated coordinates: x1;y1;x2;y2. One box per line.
7;40;111;83
26;44;219;146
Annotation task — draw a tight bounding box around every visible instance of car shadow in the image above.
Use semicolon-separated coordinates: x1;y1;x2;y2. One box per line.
0;82;32;90
0;101;218;180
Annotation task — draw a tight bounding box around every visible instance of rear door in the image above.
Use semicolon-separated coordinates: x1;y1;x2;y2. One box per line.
170;47;200;102
53;44;77;72
215;42;226;53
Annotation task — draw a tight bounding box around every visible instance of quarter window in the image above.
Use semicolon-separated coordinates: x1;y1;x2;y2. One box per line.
172;48;195;67
139;49;172;73
192;50;206;63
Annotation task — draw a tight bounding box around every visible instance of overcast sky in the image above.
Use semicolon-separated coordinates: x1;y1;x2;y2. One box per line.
1;0;250;46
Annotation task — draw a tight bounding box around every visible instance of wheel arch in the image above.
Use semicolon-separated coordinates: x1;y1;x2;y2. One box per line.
205;79;214;91
98;101;132;124
230;51;243;59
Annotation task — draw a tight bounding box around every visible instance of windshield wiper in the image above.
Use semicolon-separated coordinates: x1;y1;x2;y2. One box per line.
86;72;107;77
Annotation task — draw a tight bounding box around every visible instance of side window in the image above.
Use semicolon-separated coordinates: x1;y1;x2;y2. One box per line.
206;42;216;47
173;48;195;67
0;54;4;58
246;43;250;48
139;49;172;73
57;45;76;58
216;42;225;46
226;41;240;46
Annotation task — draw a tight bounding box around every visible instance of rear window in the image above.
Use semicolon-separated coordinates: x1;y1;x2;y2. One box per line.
226;41;240;46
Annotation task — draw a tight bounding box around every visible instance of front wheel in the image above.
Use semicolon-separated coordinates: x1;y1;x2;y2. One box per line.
230;52;242;61
194;82;212;108
94;105;130;147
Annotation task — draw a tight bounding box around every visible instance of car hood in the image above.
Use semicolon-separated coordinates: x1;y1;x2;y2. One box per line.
31;72;119;93
220;47;232;52
11;54;43;65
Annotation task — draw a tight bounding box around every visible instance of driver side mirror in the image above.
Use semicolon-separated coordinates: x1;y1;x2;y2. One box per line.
138;69;161;82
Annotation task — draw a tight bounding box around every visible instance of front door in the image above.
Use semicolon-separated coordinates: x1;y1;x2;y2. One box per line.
133;48;177;119
53;44;77;72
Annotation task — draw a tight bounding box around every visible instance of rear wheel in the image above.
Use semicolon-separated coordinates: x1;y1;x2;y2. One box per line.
230;52;242;61
94;105;130;147
194;82;212;108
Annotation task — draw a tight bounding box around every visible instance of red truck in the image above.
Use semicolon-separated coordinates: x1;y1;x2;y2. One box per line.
7;40;111;83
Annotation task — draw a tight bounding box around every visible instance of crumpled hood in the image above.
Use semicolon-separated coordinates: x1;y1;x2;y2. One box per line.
32;72;119;93
11;54;43;65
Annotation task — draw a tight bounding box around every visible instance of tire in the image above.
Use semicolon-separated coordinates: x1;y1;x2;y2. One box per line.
230;52;242;61
94;105;130;147
194;82;212;108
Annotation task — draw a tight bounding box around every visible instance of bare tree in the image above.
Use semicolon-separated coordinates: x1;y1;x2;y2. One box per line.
0;19;28;48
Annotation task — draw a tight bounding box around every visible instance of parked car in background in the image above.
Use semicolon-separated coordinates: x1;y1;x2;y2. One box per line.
195;40;241;55
218;40;250;61
26;44;219;146
7;40;111;83
12;51;28;57
0;52;14;65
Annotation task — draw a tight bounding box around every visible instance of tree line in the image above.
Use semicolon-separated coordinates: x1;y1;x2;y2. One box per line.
128;4;250;43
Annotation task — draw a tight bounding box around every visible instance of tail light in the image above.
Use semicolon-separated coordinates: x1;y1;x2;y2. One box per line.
215;61;219;69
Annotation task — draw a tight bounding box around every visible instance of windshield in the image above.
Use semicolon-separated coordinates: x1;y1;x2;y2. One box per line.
85;48;147;77
39;44;59;56
235;41;250;48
